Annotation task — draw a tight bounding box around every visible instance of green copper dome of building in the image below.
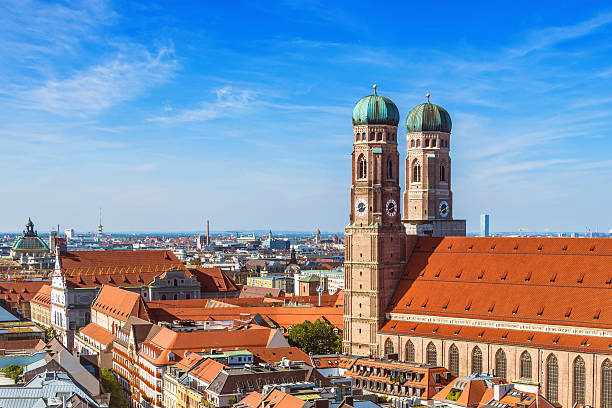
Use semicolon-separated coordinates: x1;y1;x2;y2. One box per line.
406;97;452;133
352;86;400;126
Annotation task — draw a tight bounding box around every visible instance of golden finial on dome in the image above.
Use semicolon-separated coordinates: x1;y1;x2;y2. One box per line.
426;93;431;102
373;84;378;95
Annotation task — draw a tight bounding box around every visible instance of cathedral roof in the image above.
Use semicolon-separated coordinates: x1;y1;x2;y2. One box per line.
406;101;452;133
352;92;399;126
389;236;612;330
12;218;49;253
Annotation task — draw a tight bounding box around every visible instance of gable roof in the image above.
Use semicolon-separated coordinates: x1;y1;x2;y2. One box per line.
92;285;149;322
79;323;115;347
59;250;183;288
31;284;52;307
190;267;239;292
390;236;612;329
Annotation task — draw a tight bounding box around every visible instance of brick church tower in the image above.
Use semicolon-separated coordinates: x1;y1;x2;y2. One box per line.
343;86;407;356
403;95;466;236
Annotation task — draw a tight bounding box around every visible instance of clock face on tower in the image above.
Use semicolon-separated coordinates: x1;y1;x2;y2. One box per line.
385;199;397;217
439;201;449;217
355;198;368;216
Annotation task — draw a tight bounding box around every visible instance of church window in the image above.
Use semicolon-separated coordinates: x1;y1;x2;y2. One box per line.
173;279;178;287
370;132;375;141
495;349;507;379
186;294;190;300
405;341;415;362
384;339;394;356
425;139;430;147
426;342;437;365
440;165;446;181
432;139;436;147
574;356;586;405
546;354;559;403
449;344;459;375
161;295;166;300
471;347;482;374
520;351;532;380
416;140;421;147
411;140;415;148
387;160;393;179
358;155;367;179
602;359;612;408
413;162;421;183
377;132;382;141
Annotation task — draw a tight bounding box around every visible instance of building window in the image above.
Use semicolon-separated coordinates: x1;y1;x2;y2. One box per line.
370;132;375;141
377;132;382;141
471;347;482;374
432;139;436;147
425;139;429;147
440;165;446;181
358;155;367;179
574;356;586;405
405;341;415;362
411;140;415;148
387;160;393;179
426;342;437;365
495;349;507;380
546;354;559;403
416;140;420;147
603;360;612;408
449;344;459;375
413;161;421;183
520;351;532;380
384;339;394;356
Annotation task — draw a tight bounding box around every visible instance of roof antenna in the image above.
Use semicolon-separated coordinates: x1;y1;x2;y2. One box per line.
373;84;377;95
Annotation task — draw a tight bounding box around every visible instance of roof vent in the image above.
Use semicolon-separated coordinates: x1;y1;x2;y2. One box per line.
500;271;508;281
590;246;595;252
553;336;560;344
594;310;601;320
577;273;585;284
468;245;473;250
488;303;495;313
538;245;543;251
524;272;532;282
442;299;450;310
434;270;441;278
527;334;534;342
549;273;557;283
455;270;462;279
512;304;520;315
537;307;544;316
564;307;572;318
501;331;508;339
562;245;568;251
490;244;496;250
464;300;472;311
478;270;485;280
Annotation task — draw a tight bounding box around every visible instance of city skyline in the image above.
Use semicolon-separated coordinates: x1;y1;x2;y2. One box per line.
3;1;612;233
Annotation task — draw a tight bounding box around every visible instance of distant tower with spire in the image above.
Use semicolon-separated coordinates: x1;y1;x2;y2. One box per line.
315;228;321;244
97;208;103;242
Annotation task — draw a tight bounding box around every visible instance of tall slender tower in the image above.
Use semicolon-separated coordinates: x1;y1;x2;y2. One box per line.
344;85;406;357
97;208;103;241
403;94;465;236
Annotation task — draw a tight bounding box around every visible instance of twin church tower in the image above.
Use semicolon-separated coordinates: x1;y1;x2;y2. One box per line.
343;86;465;356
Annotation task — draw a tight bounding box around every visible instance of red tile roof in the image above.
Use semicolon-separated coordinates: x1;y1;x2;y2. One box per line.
59;250;183;288
0;281;48;304
190;267;239;292
238;391;265;408
30;284;52;307
389;236;612;329
92;285;150;322
240;286;285;298
247;346;311;366
262;389;306;408
145;301;342;329
189;358;227;384
79;322;115;346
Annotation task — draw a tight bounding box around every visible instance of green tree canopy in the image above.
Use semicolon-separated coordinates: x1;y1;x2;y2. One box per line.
288;319;342;354
101;369;129;408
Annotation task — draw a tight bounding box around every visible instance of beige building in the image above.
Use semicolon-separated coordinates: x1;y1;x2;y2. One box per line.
343;89;612;407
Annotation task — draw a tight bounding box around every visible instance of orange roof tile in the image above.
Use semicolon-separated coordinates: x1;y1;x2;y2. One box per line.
79;322;115;346
189;358;227;384
238;391;265;408
92;285;150;322
30;284;52;307
390;237;612;329
0;281;47;304
191;267;239;292
247;346;311;366
263;389;305;408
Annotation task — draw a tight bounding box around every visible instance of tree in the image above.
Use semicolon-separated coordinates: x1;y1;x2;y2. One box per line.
1;364;22;383
288;319;342;354
101;369;129;408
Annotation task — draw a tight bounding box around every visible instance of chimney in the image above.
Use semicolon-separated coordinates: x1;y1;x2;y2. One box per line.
206;220;210;245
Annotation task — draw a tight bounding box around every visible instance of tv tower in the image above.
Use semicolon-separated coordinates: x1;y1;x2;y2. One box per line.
97;208;103;241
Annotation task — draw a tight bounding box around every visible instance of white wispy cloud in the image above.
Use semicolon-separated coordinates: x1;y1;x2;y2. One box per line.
149;86;255;124
18;46;177;115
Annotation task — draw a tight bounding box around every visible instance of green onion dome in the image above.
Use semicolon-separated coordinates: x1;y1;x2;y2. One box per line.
352;87;400;126
406;99;452;133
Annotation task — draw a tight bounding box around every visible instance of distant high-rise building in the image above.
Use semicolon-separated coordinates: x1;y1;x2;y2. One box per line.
97;208;103;241
64;228;74;239
315;228;321;243
480;214;490;237
206;220;210;245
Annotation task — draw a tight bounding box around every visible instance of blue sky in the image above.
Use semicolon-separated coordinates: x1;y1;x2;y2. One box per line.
2;1;612;233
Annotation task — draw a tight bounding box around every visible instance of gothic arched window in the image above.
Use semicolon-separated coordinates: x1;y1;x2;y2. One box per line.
495;349;507;380
387;160;393;180
405;341;415;362
411;140;415;148
449;344;459;375
413;161;421;183
377;132;382;141
426;342;437;365
440;164;446;182
520;351;532;380
432;139;436;147
574;356;586;406
425;139;430;147
358;156;367;179
546;354;559;403
471;346;482;374
370;132;375;141
603;359;612;408
384;339;394;356
416;140;421;147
